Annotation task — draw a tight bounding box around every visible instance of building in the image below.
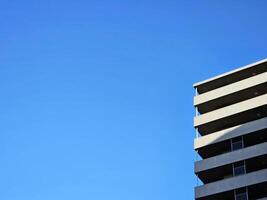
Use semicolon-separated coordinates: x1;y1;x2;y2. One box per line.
193;59;267;200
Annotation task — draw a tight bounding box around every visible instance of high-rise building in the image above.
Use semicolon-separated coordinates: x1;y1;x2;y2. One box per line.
193;59;267;200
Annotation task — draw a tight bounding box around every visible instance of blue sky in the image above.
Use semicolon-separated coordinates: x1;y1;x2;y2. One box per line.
1;1;267;200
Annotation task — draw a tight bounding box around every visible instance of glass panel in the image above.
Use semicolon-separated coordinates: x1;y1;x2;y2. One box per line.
232;137;243;151
235;188;248;200
234;165;245;176
234;161;246;176
235;193;247;200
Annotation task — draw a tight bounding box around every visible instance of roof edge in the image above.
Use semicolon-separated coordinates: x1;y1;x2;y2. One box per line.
193;58;267;88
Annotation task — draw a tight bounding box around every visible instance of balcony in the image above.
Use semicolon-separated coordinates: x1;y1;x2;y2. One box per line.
194;93;267;135
195;142;267;174
196;182;267;200
194;59;267;94
195;168;267;199
194;117;267;151
194;72;267;114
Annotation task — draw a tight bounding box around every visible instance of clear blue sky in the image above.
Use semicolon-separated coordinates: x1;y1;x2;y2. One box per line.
1;1;267;200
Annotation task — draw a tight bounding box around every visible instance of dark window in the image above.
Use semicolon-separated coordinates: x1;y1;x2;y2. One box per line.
232;137;243;151
235;188;248;200
233;161;246;176
236;193;247;200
